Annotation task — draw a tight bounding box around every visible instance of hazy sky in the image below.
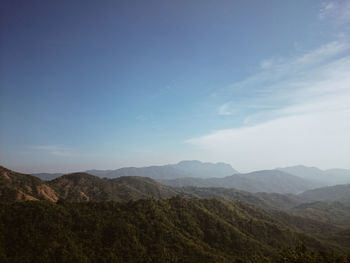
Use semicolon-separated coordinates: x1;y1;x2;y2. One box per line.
1;0;349;173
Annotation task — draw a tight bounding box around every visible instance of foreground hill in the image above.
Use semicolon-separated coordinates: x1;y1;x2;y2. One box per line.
86;160;238;180
292;201;350;227
161;170;321;194
0;166;58;202
1;166;178;203
0;198;348;262
179;186;305;210
48;173;178;202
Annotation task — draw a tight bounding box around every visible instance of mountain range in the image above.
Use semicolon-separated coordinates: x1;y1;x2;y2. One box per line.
32;161;350;193
278;165;350;186
2;165;350;214
1;166;178;203
1;164;350;261
34;160;238;181
87;160;239;179
161;169;323;194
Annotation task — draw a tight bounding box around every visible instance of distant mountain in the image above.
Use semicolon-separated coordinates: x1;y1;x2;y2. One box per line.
87;165;192;180
33;172;63;181
48;172;178;202
300;184;350;202
161;170;322;194
324;168;350;184
87;160;238;180
169;160;238;177
0;166;59;202
278;165;350;186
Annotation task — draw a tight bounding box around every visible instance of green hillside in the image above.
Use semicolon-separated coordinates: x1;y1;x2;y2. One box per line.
48;173;178;202
300;184;350;202
0;198;348;263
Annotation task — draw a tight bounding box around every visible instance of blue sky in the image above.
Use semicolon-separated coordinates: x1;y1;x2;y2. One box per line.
1;0;350;173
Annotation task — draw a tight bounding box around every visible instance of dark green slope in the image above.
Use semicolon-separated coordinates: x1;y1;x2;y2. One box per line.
1;198;346;263
161;169;321;194
291;201;350;227
178;186;304;210
300;184;350;202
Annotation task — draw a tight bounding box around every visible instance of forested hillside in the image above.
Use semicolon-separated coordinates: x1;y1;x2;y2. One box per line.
161;170;321;194
0;198;349;262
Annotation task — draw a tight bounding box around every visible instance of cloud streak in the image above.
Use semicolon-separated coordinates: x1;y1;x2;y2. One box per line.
319;0;350;26
189;24;350;171
30;145;76;157
218;102;235;115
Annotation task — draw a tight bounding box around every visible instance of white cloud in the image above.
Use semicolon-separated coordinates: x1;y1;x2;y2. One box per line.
30;145;76;157
319;0;350;25
295;40;348;64
136;115;149;122
188;35;350;171
260;59;274;70
218;102;234;115
230;40;349;93
187;108;350;172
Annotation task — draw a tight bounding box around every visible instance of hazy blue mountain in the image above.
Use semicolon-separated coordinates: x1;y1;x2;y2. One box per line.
160;169;322;194
324;168;350;184
168;160;238;177
278;165;350;186
34;163;350;185
87;166;192;180
33;173;63;181
300;184;350;202
87;160;237;179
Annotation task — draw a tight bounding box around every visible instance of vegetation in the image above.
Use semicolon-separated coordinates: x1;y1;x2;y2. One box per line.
161;170;320;194
0;198;349;262
300;184;350;202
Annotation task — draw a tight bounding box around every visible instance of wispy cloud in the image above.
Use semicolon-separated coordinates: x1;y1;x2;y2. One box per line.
218;102;234;115
188;9;350;171
30;145;76;157
319;0;350;26
215;39;350;122
136;114;149;122
230;39;349;91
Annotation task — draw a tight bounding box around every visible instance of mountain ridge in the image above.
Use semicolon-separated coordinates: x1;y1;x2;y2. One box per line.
160;169;322;194
278;165;350;186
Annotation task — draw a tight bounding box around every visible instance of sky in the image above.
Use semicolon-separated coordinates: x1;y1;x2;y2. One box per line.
1;0;350;173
